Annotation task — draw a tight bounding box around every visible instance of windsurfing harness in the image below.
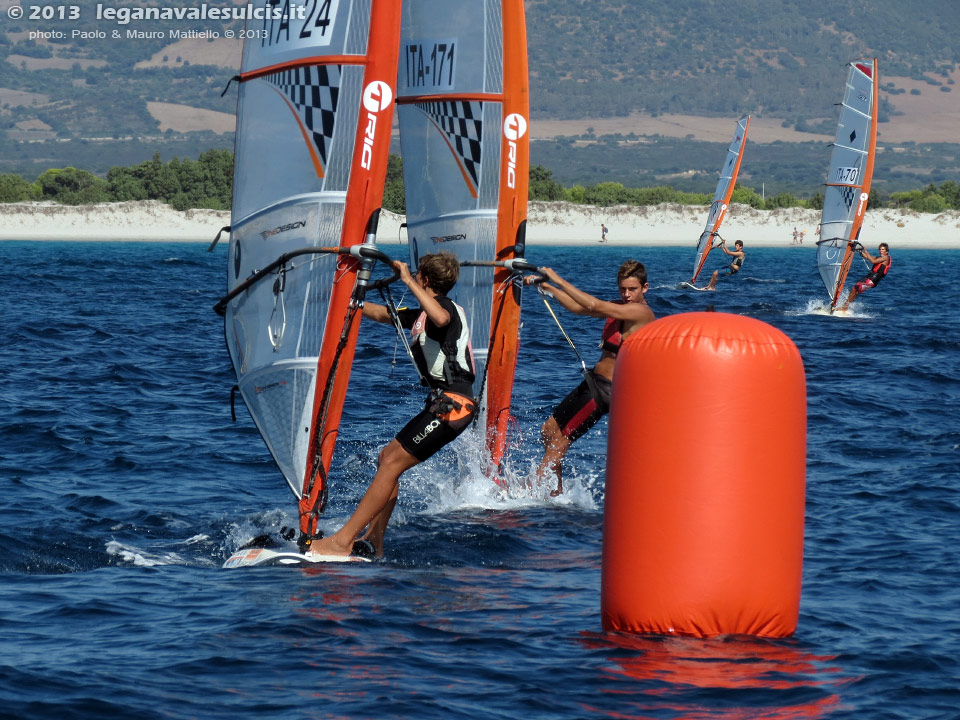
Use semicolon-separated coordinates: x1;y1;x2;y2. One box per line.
864;258;890;285
599;317;623;355
397;295;476;397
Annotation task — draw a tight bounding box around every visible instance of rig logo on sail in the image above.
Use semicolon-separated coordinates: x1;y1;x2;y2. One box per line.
503;113;527;190
360;81;394;171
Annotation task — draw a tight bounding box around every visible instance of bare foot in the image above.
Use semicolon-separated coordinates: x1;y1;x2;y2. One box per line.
549;482;564;497
306;535;352;558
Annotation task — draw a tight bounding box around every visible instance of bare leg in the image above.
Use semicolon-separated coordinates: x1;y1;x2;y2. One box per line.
840;286;859;311
536;416;572;497
309;439;418;557
706;270;719;290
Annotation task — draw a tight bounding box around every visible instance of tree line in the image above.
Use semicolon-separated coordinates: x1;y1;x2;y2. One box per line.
1;152;958;215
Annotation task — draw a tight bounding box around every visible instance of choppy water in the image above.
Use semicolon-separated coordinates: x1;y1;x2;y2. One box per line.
1;240;958;719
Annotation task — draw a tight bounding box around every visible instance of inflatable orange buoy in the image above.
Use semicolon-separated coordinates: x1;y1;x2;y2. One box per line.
602;312;806;638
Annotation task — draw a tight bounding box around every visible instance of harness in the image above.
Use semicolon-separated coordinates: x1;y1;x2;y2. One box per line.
427;389;476;422
599;317;623;355
866;258;890;284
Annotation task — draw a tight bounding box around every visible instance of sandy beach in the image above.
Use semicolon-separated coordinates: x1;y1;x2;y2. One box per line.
0;200;957;249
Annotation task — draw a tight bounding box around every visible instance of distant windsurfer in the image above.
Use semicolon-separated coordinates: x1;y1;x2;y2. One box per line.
706;238;745;290
309;252;477;558
524;261;655;496
839;242;890;311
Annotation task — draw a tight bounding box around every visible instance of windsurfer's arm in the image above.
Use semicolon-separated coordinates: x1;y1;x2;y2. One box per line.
361;302;392;324
397;261;450;327
860;249;886;265
539;267;642;320
533;280;593;315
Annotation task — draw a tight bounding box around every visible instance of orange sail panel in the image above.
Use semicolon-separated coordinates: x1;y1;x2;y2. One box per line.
220;1;402;540
397;0;530;480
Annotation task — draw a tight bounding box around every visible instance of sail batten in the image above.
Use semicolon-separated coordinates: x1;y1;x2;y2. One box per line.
815;58;879;312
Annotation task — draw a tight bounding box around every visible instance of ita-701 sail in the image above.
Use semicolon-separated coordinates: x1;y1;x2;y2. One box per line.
816;58;879;312
691;115;750;284
397;0;529;480
218;1;401;546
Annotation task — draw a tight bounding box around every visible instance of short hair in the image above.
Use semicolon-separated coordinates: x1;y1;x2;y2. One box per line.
418;251;459;294
617;260;647;286
734;240;744;248
879;242;889;252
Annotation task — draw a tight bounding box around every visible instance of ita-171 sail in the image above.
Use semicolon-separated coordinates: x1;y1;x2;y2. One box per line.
690;115;750;284
816;58;879;313
397;0;529;480
218;0;401;546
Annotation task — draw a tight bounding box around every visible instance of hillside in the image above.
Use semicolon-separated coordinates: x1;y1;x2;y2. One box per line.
1;0;958;194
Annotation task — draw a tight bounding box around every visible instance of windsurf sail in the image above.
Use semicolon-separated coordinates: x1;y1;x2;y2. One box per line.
815;58;879;313
217;0;402;549
396;0;529;480
690;114;750;284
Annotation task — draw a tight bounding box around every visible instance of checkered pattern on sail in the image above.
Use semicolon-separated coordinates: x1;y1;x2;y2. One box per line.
416;101;483;189
839;185;857;211
267;65;341;169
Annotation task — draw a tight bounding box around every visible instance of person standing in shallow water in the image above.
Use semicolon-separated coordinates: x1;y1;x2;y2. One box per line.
524;260;655;496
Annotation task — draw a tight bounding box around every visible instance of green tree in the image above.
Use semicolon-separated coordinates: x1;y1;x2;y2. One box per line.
0;173;41;202
529;165;565;201
382;153;404;214
35;167;109;205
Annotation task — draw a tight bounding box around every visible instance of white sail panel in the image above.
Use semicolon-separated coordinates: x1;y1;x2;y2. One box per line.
399;0;504;399
691;115;750;284
222;0;393;500
397;0;528;477
816;59;878;309
241;0;365;71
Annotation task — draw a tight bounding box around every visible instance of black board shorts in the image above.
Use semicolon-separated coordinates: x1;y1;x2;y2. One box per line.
551;372;613;442
395;392;477;462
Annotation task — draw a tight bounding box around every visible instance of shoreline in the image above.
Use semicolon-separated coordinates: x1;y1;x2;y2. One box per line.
1;200;957;249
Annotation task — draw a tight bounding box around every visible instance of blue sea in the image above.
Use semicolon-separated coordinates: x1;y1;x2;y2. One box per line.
1;240;958;719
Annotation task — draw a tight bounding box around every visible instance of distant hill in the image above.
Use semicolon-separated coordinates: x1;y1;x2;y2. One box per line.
1;0;957;194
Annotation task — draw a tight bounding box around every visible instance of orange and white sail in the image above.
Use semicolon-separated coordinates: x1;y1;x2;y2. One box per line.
397;0;529;480
690;115;750;284
816;58;879;312
219;0;402;545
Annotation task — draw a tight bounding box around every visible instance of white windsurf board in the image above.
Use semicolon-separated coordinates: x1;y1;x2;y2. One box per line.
224;545;372;568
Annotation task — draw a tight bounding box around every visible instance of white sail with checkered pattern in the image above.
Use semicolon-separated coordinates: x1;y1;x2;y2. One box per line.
396;0;529;478
222;0;400;504
816;58;878;310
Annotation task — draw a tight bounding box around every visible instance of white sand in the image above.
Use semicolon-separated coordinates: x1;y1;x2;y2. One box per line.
1;199;957;249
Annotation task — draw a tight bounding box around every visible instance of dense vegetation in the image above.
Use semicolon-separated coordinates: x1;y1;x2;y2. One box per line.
1;1;958;189
3;153;958;215
525;0;959;120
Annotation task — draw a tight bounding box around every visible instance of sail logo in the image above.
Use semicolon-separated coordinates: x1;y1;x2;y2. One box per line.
856;192;869;217
360;81;393;170
503;113;527;190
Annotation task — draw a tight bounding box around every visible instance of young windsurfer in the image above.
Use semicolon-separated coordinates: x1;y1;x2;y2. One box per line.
839;242;890;311
706;238;745;290
524;261;655;496
309;252;476;558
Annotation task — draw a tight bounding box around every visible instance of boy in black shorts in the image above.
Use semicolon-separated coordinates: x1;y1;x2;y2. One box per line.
308;252;476;558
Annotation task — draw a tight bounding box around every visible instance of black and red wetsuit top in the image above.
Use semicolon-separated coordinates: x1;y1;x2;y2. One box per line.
600;317;623;355
866;258;891;286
